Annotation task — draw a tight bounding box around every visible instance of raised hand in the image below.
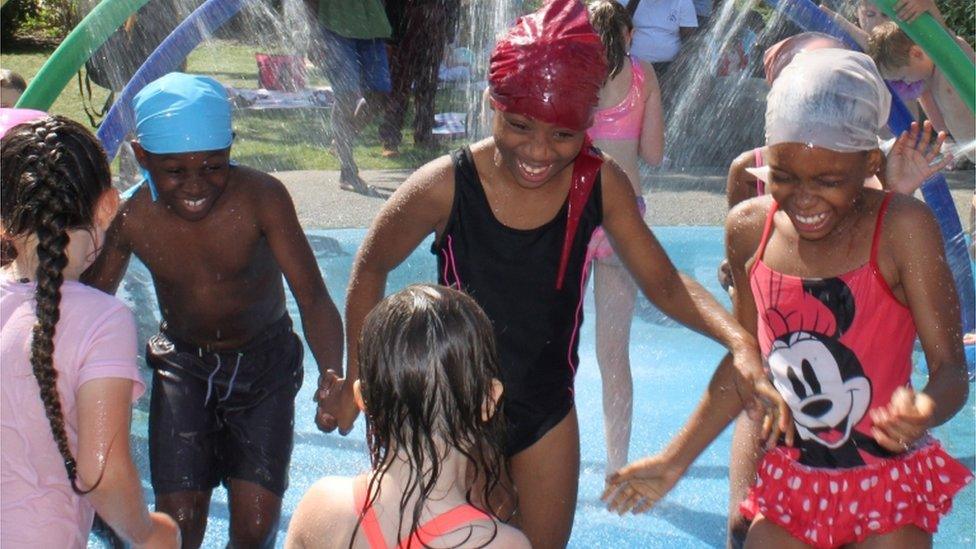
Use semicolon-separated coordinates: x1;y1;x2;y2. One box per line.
870;386;934;452
885;120;952;194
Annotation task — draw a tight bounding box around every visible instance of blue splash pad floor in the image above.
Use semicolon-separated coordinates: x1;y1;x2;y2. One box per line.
102;226;974;548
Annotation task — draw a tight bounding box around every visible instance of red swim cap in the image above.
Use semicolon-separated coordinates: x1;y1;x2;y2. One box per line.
489;0;607;131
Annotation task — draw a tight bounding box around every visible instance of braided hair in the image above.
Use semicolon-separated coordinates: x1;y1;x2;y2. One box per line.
1;115;112;493
589;0;635;81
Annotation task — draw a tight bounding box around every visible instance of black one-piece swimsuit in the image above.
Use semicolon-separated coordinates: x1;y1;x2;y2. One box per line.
432;147;603;455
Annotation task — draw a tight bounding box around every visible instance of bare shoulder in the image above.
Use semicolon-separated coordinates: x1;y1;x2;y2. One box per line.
726;195;772;264
231;165;290;201
726;195;771;234
880;192;941;247
289;476;357;547
638;59;659;84
394;151;456;205
487;523;532;548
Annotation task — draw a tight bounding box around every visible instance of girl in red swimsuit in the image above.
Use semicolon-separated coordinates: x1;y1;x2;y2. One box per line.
285;285;528;549
605;49;971;548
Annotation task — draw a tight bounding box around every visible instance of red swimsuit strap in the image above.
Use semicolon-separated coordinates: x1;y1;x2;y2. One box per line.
749;200;779;277
870;193;894;270
397;504;490;549
353;476;491;549
354;477;390;549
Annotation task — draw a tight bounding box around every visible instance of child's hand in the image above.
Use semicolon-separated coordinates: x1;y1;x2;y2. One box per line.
601;455;683;515
755;376;796;449
729;348;794;447
894;0;939;23
886;120;952;194
870;386;934;452
314;370;358;435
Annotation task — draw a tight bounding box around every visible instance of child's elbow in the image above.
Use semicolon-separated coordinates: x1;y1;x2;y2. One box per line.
640;143;664;167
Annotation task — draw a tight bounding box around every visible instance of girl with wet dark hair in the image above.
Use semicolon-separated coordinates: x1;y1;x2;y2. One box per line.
286;284;529;549
0;114;179;547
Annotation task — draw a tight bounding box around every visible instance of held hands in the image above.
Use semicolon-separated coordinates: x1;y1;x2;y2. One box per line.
870;386;934;452
601;454;684;515
886;121;953;194
314;370;358;435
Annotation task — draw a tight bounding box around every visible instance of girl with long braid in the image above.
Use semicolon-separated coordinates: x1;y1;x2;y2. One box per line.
1;114;179;548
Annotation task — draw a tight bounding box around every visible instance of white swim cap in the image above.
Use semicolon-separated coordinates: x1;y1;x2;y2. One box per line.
765;48;890;153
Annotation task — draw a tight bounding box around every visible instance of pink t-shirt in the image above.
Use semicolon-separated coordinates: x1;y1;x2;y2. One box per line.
1;278;146;548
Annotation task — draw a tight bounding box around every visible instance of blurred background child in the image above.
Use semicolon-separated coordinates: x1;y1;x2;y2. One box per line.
586;0;664;478
0;69;26;108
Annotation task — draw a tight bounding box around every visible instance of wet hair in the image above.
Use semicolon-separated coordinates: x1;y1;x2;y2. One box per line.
1;115;112;493
867;21;915;74
1;68;27;92
588;0;634;81
355;284;511;549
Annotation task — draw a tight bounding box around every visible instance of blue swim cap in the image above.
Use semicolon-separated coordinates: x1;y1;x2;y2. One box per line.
133;72;233;200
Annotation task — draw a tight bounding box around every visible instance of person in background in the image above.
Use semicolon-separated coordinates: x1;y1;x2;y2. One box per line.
306;0;392;196
819;0;952;137
585;0;665;481
692;0;714;28
869;21;975;163
379;0;461;158
629;0;699;76
0;69;26;108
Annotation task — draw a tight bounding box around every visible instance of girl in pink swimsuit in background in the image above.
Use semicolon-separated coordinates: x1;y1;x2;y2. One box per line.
585;0;664;479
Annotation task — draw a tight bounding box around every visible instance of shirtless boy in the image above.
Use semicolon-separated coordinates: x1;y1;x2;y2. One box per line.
84;73;344;548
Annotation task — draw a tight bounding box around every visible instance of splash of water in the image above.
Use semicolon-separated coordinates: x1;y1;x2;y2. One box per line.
646;0;803;172
458;0;521;139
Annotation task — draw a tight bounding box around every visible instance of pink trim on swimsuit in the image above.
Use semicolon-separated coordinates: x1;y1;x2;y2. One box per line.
353;477;491;549
586;196;647;262
588;57;646;141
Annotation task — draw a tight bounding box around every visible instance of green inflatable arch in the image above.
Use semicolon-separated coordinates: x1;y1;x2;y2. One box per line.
873;0;975;113
14;0;150;110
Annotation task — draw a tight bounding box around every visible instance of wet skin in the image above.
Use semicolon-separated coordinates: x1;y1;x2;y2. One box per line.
342;108;764;548
765;144;881;244
724;146;968;548
84;146;341;353
83;146;343;546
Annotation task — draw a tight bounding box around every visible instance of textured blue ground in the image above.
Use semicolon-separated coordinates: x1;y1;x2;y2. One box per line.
101;226;974;548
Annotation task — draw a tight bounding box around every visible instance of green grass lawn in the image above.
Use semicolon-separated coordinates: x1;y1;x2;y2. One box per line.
1;39;469;172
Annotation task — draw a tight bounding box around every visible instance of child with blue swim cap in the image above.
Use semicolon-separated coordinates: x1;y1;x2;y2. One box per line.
128;72;233;201
84;72;345;548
